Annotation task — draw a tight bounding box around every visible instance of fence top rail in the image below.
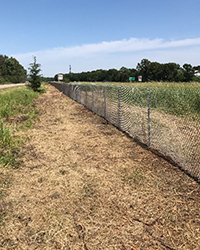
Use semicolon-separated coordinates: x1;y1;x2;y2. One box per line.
50;81;200;90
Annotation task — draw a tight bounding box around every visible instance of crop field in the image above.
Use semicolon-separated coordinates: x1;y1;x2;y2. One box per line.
0;84;200;249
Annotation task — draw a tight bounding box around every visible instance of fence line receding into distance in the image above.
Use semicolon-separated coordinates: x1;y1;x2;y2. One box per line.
51;82;200;182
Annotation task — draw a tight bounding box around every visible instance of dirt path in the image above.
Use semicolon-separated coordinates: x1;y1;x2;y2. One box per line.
0;83;26;89
0;85;200;250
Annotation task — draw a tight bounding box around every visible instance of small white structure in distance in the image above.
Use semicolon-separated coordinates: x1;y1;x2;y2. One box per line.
138;75;142;82
58;74;63;81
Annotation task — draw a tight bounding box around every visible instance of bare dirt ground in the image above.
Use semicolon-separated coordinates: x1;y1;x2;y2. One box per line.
0;85;200;250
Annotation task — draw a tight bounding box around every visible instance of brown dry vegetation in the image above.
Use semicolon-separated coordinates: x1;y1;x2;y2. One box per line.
0;85;200;250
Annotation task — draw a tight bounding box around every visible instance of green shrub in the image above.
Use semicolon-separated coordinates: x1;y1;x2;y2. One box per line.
28;56;42;92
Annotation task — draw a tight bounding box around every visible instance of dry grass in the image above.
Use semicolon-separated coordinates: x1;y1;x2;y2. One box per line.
0;85;199;250
70;81;200;89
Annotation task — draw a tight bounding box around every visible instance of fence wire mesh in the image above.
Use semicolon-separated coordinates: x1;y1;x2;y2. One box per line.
51;82;200;181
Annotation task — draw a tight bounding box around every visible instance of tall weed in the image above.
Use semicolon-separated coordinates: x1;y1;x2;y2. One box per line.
118;86;200;120
0;120;12;146
0;87;39;120
0;120;17;166
0;86;41;167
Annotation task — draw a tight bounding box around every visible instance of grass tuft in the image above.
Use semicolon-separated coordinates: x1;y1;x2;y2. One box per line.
0;120;18;167
120;167;144;185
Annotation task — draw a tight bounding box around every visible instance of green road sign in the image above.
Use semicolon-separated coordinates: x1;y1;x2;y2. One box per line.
129;77;135;81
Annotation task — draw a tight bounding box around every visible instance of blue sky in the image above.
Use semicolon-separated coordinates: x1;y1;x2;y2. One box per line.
1;0;200;76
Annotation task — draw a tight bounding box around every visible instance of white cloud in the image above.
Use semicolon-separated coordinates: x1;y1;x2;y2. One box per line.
12;37;200;76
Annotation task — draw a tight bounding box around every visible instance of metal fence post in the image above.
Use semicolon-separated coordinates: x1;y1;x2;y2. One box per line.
61;83;64;93
74;85;77;100
118;87;122;128
80;85;82;104
92;86;95;113
85;85;88;108
69;84;71;98
66;83;68;95
147;88;151;147
104;86;107;119
67;83;69;97
71;84;73;99
75;86;77;101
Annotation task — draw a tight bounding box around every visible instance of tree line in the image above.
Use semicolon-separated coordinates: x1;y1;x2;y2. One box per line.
1;54;200;84
55;59;200;83
0;55;27;84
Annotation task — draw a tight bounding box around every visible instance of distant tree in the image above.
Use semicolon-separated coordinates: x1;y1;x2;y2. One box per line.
94;69;107;82
63;75;70;83
162;63;181;82
148;62;164;81
0;55;6;68
0;56;27;83
119;67;130;82
183;63;195;82
136;59;151;81
56;59;198;84
0;55;6;84
106;69;119;82
28;56;42;91
174;68;185;82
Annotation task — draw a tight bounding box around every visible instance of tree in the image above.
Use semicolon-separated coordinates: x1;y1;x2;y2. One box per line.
174;68;185;82
183;63;194;82
119;67;131;82
0;55;6;68
148;62;163;81
28;56;42;91
0;55;27;83
107;69;120;82
136;59;151;81
162;63;181;82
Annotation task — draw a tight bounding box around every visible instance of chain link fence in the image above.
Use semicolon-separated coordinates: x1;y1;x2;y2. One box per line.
51;82;200;182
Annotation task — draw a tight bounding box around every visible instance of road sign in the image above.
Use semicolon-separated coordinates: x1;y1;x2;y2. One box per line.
129;77;135;82
58;74;63;81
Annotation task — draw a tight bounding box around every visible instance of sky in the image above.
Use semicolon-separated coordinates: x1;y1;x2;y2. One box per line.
1;0;200;76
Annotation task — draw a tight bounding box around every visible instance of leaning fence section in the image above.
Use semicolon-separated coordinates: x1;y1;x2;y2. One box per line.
51;82;200;181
